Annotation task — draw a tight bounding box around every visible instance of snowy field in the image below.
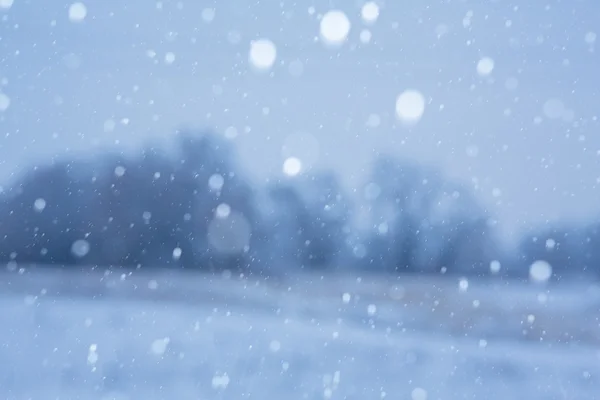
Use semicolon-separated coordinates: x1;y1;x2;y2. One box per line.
1;269;599;399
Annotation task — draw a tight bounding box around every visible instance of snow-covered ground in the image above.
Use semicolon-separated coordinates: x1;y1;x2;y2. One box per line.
1;269;599;399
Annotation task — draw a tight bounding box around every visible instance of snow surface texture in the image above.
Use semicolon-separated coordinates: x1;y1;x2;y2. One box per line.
1;269;599;399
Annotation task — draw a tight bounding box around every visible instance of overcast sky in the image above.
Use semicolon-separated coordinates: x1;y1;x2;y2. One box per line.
0;0;599;239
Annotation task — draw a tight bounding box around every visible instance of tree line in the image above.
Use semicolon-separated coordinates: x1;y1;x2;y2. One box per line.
0;130;595;281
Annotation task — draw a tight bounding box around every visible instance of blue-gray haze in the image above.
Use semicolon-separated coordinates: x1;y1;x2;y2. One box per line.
0;0;599;239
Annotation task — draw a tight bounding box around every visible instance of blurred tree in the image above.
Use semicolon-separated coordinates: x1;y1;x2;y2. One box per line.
0;130;260;272
265;171;352;270
0;132;515;279
363;156;497;275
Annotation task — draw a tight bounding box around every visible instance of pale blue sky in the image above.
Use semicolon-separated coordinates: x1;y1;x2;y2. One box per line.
0;0;599;239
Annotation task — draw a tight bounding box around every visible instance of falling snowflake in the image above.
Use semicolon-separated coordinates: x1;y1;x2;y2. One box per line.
395;90;425;124
249;39;277;70
33;198;46;212
320;10;351;45
68;2;87;22
0;93;10;112
529;260;552;282
476;57;495;76
0;0;14;10
361;2;380;24
151;337;170;355
71;240;90;258
283;157;302;176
